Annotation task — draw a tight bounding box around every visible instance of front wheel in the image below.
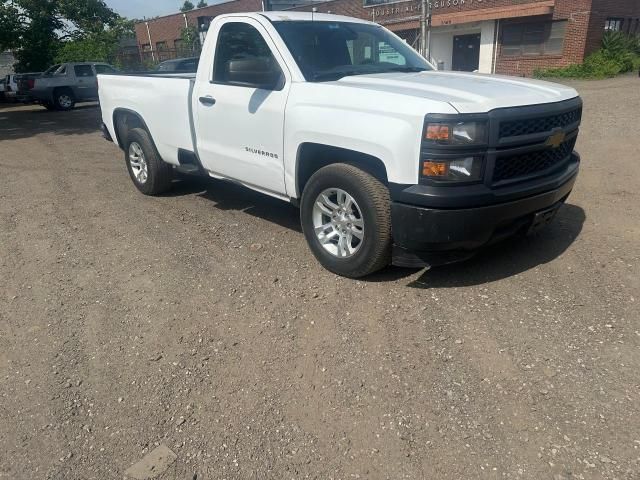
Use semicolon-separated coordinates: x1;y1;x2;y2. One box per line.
300;163;392;278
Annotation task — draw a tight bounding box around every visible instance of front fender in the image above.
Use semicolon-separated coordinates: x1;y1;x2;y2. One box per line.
283;82;457;198
283;105;421;198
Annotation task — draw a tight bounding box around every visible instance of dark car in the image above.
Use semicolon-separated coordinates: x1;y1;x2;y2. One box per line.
154;57;199;74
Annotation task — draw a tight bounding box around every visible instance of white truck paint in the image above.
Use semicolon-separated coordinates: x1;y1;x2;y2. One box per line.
99;12;582;278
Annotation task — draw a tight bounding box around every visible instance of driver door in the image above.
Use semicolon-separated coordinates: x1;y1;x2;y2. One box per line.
193;18;290;197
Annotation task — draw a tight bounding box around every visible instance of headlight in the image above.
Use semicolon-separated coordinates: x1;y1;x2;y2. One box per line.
425;121;488;145
422;157;483;183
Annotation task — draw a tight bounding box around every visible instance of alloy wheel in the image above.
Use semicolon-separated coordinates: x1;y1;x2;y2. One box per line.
312;188;365;258
128;142;149;184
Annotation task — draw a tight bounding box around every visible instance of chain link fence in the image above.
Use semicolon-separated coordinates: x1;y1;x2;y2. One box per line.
116;44;202;72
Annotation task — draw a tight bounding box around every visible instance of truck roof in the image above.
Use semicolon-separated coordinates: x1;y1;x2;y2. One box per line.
255;11;374;25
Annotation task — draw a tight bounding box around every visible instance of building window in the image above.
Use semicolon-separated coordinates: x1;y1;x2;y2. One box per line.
156;41;168;51
604;18;624;31
502;21;567;57
141;43;152;52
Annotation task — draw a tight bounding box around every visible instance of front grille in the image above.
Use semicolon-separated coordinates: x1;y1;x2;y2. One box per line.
493;137;576;183
499;107;582;139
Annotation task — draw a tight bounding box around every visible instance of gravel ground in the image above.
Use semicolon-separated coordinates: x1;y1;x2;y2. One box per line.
0;74;638;480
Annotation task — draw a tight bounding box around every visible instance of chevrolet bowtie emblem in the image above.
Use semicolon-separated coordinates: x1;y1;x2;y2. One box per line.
545;130;566;149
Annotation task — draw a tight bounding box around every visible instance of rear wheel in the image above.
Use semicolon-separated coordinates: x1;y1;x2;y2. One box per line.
53;89;75;111
300;163;392;278
125;128;172;196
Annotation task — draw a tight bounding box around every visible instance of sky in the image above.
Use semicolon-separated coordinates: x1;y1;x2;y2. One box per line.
105;0;217;20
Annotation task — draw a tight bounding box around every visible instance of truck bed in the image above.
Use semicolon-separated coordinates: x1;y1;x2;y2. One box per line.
98;74;195;166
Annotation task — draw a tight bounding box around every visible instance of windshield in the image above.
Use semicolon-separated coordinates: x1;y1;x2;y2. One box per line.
273;21;432;81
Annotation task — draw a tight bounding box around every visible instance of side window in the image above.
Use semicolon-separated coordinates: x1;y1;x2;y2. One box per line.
74;65;95;77
94;65;116;74
213;22;281;85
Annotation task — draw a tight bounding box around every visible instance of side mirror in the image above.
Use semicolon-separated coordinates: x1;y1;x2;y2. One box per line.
226;57;283;90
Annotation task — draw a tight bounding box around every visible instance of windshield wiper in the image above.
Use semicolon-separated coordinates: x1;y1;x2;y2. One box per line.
310;66;429;82
385;67;429;73
310;70;368;82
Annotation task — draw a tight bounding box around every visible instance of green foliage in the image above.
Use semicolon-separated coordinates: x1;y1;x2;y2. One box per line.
534;31;640;80
197;0;208;7
0;2;20;49
55;17;135;64
55;32;115;64
180;1;195;12
180;26;200;52
0;0;123;72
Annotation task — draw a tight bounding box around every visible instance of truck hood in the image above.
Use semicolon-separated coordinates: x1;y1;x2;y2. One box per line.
335;71;578;113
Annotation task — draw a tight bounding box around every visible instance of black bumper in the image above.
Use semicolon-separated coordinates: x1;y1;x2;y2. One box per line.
390;163;578;268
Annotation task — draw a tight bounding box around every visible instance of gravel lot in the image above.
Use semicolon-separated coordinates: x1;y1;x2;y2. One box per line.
0;74;638;480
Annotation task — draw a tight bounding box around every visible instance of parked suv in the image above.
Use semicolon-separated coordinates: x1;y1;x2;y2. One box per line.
31;62;118;110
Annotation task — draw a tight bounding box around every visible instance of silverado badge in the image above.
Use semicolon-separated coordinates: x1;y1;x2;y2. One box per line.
545;129;566;149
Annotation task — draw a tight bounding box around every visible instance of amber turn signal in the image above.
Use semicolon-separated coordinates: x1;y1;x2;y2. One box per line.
422;161;448;177
425;124;450;141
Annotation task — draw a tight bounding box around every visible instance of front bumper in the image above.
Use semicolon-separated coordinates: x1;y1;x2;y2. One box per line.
390;161;578;268
101;122;113;142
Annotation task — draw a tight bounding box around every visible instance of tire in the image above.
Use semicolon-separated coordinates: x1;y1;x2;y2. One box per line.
124;127;172;196
300;163;392;278
53;88;75;111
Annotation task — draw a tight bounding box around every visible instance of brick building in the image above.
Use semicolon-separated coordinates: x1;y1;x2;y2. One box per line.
135;0;640;76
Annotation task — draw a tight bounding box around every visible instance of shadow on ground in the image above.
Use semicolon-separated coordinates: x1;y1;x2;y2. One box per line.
168;175;302;233
407;203;586;288
172;175;586;286
0;103;100;141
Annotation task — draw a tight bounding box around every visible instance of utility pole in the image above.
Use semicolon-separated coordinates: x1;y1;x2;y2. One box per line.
426;0;432;61
420;0;432;60
145;21;155;62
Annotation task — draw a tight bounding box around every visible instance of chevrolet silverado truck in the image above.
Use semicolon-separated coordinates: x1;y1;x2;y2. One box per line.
99;12;582;278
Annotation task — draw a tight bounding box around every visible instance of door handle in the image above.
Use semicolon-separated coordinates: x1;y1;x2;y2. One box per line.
199;96;216;106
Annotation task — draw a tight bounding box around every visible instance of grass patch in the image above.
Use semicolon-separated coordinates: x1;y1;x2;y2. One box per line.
534;31;640;80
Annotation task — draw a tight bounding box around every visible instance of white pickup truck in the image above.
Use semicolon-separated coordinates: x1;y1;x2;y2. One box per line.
99;12;582;278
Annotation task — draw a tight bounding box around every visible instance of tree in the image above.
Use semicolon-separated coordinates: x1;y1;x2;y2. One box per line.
197;1;208;7
0;0;121;72
180;26;200;53
180;1;195;12
0;2;20;49
55;18;136;65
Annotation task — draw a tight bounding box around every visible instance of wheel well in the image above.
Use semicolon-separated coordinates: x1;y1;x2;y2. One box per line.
53;86;73;98
296;143;388;197
113;109;147;149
